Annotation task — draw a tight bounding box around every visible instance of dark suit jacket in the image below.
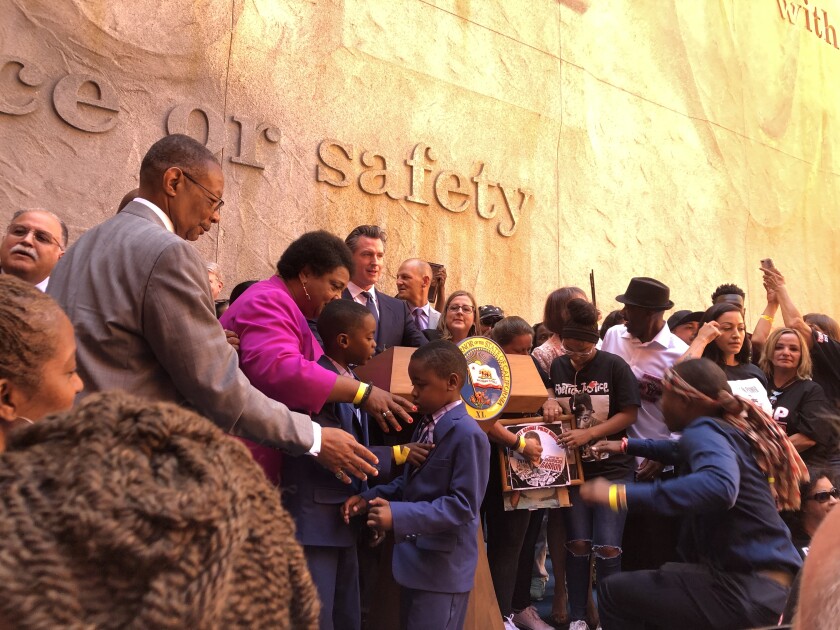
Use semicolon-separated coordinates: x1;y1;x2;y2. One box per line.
47;201;314;454
283;356;392;547
342;288;427;354
361;404;490;593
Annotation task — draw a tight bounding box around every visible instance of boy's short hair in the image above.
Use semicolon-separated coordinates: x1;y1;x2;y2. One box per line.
410;340;468;383
317;300;372;343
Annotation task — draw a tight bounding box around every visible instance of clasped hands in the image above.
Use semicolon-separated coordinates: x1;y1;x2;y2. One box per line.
342;495;392;546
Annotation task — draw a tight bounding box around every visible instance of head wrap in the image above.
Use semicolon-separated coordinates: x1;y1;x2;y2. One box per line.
663;367;808;511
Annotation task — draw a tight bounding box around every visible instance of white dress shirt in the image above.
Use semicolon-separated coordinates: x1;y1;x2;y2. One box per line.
601;323;688;443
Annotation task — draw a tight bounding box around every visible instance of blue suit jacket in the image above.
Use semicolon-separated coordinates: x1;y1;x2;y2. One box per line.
361;404;490;593
282;356;392;547
342;288;428;354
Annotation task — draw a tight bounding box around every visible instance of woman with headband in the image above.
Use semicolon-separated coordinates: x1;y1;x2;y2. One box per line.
583;358;805;629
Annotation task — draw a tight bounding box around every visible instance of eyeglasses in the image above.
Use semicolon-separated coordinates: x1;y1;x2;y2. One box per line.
448;304;475;314
561;344;596;359
6;224;64;250
181;170;224;212
808;487;839;503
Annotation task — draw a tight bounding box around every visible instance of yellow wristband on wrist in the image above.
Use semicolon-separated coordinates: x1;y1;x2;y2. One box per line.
352;381;367;405
516;435;526;453
393;445;409;466
760;315;774;323
608;484;619;512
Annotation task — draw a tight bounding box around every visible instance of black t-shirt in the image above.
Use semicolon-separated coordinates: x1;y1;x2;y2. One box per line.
723;362;768;388
549;350;641;480
769;378;836;467
810;330;840;410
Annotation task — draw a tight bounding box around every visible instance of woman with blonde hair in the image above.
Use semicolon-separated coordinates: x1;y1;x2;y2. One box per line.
759;327;836;468
423;290;478;343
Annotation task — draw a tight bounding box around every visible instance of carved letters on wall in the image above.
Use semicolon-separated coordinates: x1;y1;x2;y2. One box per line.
316;139;531;237
0;55;280;170
0;55;532;236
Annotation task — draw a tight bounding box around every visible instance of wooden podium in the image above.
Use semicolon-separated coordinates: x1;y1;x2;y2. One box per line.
355;345;549;630
355;347;549;432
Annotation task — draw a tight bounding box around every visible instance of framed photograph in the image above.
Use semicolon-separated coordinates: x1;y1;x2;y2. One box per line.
498;417;584;492
427;262;444;303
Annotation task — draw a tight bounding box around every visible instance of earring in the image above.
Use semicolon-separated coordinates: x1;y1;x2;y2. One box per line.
303;282;311;301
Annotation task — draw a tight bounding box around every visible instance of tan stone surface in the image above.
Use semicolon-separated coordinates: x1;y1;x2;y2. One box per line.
1;0;838;324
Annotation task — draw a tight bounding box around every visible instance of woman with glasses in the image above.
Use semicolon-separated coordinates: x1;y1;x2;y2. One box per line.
423;290;477;343
758;327;836;469
542;298;640;630
781;469;839;622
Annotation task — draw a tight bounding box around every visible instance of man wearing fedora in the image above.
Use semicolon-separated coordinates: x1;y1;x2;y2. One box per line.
601;277;688;571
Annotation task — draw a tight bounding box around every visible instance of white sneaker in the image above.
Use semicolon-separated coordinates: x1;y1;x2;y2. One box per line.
503;615;518;630
511;605;554;630
569;621;590;630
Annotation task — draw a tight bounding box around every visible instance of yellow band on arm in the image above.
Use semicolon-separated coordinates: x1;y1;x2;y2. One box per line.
608;484;619;512
393;445;409;466
352;381;367;405
760;315;774;323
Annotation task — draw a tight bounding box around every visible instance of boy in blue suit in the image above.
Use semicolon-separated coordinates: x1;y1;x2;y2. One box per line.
284;300;413;630
343;340;491;630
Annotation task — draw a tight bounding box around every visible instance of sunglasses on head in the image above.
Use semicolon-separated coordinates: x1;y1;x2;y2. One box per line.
808;487;839;503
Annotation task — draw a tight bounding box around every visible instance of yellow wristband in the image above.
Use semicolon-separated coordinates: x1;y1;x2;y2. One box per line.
393;445;409;466
352;381;367;405
516;435;526;453
767;477;775;484
608;484;619;512
760;315;774;323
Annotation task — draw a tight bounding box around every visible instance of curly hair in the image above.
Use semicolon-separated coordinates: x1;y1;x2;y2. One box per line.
276;230;353;280
0;392;319;629
0;275;64;394
710;283;745;304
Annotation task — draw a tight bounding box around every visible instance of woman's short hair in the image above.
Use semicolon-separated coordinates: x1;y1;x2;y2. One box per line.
759;327;813;380
0;275;64;393
491;316;534;347
804;313;840;342
0;391;319;627
276;230;353;280
438;290;478;341
701;302;752;366
543;286;587;335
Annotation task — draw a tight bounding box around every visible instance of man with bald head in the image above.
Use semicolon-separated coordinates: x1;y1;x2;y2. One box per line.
396;257;441;332
0;209;67;290
49;134;378;482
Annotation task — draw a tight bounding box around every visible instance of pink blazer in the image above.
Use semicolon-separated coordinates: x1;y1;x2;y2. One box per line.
220;276;338;483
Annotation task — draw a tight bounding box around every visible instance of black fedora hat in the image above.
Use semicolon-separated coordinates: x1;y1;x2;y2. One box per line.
667;309;704;330
616;277;674;310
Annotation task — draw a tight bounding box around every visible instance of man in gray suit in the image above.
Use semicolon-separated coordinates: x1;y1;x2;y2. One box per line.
396;258;442;333
48;134;378;481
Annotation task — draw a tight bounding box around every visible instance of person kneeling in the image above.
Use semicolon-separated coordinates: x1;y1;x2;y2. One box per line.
342;341;490;630
581;358;805;630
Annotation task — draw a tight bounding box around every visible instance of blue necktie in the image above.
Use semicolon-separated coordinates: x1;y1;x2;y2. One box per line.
362;291;379;326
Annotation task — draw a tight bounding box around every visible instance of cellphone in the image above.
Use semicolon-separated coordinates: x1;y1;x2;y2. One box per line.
428;262;444;303
760;258;775;270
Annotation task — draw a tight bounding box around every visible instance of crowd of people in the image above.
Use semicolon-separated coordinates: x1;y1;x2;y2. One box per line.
0;134;838;630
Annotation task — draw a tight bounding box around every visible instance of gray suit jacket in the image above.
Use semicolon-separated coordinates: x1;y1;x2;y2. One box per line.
48;201;314;454
428;304;442;330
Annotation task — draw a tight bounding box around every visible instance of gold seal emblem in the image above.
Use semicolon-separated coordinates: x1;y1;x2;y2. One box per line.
457;336;512;421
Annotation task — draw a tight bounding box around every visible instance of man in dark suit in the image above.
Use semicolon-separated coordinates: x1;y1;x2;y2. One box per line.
342;225;428;355
48;134;377;481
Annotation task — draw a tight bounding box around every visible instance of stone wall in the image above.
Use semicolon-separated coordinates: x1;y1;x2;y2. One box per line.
1;0;838;322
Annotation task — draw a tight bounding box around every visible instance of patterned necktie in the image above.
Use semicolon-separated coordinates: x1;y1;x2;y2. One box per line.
413;307;425;331
416;415;434;445
361;291;379;327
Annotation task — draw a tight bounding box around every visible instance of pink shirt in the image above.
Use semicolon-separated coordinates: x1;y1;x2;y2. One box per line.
220;275;337;414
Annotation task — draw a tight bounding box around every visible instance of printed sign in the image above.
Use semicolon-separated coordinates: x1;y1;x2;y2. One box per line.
458;336;512;420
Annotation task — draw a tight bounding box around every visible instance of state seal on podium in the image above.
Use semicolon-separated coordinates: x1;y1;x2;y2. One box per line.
457;336;512;421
